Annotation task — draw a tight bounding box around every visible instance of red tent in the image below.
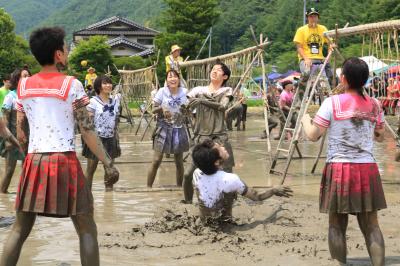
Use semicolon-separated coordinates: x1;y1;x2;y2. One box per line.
388;65;400;74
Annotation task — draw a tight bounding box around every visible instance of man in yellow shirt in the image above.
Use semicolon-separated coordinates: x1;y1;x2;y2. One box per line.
165;45;183;73
293;8;334;94
85;67;97;88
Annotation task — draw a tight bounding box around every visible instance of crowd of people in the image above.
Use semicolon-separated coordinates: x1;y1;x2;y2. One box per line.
0;6;392;266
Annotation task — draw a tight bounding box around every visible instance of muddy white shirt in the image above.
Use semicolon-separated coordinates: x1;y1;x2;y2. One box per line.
313;94;384;163
17;79;89;153
193;169;247;208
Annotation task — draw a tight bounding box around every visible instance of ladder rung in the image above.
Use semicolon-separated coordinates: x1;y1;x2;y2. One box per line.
278;148;289;153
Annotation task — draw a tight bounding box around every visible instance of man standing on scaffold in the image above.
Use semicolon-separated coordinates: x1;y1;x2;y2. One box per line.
293;7;335;100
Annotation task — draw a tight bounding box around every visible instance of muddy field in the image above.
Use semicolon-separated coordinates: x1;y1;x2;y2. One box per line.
1;115;400;265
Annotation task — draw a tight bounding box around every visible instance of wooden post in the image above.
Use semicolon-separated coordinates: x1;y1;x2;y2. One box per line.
259;34;272;153
332;23;338;88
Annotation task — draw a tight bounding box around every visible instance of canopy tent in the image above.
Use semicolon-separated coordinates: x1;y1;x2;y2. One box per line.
360;56;388;73
280;70;299;79
253;72;282;83
278;72;300;83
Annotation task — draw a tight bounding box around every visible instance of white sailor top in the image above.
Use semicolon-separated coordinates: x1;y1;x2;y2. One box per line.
86;94;121;138
16;72;89;153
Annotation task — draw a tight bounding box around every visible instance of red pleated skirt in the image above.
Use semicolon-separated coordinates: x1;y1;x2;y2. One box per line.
15;152;93;217
320;163;387;214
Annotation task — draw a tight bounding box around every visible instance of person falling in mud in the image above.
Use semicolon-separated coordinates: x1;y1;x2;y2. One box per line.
82;75;122;192
261;85;285;140
192;139;293;220
147;70;190;188
0;27;119;266
301;57;386;266
182;61;235;204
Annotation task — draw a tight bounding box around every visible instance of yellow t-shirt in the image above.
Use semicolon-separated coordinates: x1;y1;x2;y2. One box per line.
293;24;329;60
165;55;183;72
85;73;97;86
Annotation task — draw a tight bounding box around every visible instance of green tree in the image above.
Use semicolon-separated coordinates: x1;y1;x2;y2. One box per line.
155;0;220;59
0;9;26;79
69;36;113;81
113;56;148;70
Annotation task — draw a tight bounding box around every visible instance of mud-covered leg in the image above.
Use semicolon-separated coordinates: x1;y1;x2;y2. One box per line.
0;155;17;193
0;211;36;266
147;151;164;188
328;212;348;265
183;162;196;203
174;153;184;187
357;211;385;266
71;214;99;266
103;159;115;191
85;158;99;191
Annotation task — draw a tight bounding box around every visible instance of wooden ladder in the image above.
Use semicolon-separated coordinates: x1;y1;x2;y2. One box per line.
269;51;333;184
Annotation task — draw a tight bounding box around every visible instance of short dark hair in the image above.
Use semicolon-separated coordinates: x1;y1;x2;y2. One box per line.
166;69;180;80
29;27;65;66
10;69;22;89
281;80;293;89
211;60;231;86
93;75;113;95
2;74;11;81
192;139;221;175
342;57;369;98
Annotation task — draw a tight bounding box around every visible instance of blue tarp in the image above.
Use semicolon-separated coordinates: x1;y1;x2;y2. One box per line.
280;70;298;78
253;72;282;83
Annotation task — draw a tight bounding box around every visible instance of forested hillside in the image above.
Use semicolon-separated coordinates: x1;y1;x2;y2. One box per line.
1;0;399;71
0;0;68;35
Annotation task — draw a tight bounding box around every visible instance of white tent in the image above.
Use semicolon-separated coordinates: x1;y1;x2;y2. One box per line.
360;56;388;73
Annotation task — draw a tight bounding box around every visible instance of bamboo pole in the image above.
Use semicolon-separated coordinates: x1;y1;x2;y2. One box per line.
179;41;269;68
324;20;400;38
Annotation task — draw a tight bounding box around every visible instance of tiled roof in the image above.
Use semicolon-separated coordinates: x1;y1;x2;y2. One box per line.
75;16;158;34
106;36;148;51
74;30;157;36
132;48;154;57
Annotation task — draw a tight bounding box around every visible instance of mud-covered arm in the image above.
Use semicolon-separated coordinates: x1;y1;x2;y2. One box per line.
74;106;113;167
374;127;384;142
15;111;28;152
151;102;163;114
190;95;231;111
301;113;327;142
244;186;293;201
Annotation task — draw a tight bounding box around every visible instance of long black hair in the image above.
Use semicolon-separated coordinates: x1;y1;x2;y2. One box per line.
342;57;369;99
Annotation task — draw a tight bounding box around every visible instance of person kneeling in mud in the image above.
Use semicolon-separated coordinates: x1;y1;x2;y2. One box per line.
192;139;293;220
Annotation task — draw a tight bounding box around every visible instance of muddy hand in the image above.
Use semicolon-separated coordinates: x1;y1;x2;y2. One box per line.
105;165;119;185
273;186;293;198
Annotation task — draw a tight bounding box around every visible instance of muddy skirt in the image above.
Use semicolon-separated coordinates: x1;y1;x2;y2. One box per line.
15;152;94;218
319;163;387;214
152;124;189;154
82;135;121;160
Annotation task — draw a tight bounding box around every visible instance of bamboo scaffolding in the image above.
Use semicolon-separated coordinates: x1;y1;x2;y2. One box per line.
179;41;269;68
324;20;400;38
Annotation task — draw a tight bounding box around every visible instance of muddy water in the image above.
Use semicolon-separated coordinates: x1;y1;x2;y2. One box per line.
0;115;400;265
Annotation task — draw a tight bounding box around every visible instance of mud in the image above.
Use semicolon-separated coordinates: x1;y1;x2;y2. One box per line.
0;114;400;265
